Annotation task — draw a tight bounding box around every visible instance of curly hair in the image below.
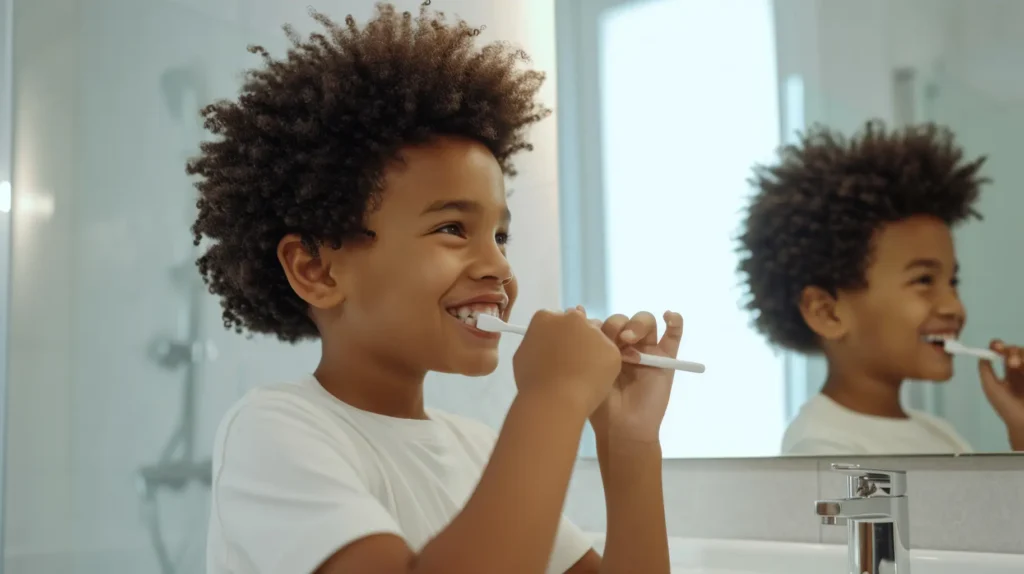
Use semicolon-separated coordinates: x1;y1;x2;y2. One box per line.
736;120;989;353
187;2;550;343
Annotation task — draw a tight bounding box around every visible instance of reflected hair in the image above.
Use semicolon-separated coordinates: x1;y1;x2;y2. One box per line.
736;120;988;353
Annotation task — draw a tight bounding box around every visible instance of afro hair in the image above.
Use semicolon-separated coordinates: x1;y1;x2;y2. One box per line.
187;2;550;343
736;120;989;353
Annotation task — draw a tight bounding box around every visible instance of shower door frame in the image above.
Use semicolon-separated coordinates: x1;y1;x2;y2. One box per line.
0;0;14;570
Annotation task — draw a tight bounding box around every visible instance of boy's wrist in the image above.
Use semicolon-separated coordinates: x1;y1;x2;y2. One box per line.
597;437;663;498
591;418;662;451
594;430;662;453
595;433;663;486
1008;426;1024;451
514;386;592;426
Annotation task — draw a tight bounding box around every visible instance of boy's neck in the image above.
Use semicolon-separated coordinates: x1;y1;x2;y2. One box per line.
821;366;907;419
314;336;430;420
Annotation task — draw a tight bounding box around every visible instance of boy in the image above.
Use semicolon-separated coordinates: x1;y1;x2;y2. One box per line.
736;120;1024;455
189;4;679;574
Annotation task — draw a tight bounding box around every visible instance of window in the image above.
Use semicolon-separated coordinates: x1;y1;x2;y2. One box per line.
558;0;790;457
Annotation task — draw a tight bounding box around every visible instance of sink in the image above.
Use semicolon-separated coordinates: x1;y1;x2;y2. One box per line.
585;535;1024;574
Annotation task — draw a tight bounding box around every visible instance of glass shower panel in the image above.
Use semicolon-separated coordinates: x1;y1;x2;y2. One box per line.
5;1;320;572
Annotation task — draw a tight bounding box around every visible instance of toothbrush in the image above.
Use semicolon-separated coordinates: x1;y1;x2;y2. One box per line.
942;339;1001;362
475;314;706;374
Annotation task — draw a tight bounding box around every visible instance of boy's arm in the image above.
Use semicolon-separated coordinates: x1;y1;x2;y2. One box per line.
320;392;590;574
1006;426;1024;451
593;437;670;574
565;550;602;573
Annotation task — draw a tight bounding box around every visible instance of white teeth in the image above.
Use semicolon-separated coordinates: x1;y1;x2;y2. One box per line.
923;334;956;343
447;304;500;325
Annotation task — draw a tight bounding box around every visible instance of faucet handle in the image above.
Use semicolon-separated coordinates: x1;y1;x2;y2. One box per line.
829;463;907;497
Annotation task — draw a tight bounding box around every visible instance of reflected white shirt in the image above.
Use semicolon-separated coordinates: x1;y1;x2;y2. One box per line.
781;393;973;455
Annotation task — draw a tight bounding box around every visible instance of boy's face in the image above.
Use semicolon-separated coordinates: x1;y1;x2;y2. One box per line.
835;215;966;382
329;137;517;376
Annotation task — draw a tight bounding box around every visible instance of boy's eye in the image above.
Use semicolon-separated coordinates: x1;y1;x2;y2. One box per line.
435;223;466;237
435;223;511;246
912;274;959;289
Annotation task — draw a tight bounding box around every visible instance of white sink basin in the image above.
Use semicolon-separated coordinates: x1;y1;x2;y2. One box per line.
585;535;1024;574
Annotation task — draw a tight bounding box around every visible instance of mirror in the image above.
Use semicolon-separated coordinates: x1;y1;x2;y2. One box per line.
556;0;1024;458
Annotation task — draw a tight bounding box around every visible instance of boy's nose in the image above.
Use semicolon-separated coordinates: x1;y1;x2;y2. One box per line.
471;242;513;283
937;292;966;321
476;264;513;284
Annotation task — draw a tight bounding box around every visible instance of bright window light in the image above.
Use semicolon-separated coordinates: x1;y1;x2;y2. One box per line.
598;0;785;457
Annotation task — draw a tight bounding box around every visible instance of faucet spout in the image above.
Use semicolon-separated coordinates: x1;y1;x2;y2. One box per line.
816;464;912;574
815;496;898;522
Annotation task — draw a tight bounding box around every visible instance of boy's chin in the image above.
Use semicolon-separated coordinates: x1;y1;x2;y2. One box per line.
910;365;955;383
436;352;500;378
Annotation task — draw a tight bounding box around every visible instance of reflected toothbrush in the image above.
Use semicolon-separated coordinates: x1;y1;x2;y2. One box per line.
942;339;1001;362
475;313;706;374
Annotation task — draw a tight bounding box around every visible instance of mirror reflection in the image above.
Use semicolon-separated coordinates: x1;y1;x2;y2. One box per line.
557;0;1024;458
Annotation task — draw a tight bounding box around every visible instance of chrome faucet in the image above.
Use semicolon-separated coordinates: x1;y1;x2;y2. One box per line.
815;464;910;574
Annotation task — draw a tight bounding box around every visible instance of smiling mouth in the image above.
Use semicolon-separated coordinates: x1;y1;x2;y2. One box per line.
446;303;502;326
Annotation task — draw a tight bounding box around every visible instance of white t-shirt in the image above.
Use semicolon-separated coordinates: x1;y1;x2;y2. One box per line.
206;376;594;574
781;393;973;456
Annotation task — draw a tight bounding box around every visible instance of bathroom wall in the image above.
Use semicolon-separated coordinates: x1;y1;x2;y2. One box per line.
6;1;314;570
3;0;557;572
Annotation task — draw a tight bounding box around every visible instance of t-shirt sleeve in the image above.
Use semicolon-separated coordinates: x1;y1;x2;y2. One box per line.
548;516;597;574
211;399;403;574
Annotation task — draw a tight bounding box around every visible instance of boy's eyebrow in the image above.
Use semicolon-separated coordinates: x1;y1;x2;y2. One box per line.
904;258;958;273
420;199;512;223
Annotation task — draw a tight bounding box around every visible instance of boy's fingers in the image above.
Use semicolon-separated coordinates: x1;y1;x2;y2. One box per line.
978;359;1024;424
1009;346;1023;370
601;314;630;346
658;311;684;358
621;347;642;364
979;360;1006;411
620;311;658;345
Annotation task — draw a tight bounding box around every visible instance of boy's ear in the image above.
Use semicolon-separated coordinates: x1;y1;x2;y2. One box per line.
277;234;346;310
798;285;849;343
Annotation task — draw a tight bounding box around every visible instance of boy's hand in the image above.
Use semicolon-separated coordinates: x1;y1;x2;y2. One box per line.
589;309;684;445
978;339;1024;450
512;308;622;419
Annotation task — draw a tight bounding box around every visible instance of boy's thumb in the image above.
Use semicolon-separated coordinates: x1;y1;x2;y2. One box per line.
979;360;1018;421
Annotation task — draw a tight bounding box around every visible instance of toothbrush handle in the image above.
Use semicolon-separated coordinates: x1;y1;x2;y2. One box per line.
967;348;1002;362
636;352;706;374
501;319;704;373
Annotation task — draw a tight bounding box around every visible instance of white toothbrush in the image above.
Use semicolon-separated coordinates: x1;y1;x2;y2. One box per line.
475;314;706;374
942;339;1001;362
